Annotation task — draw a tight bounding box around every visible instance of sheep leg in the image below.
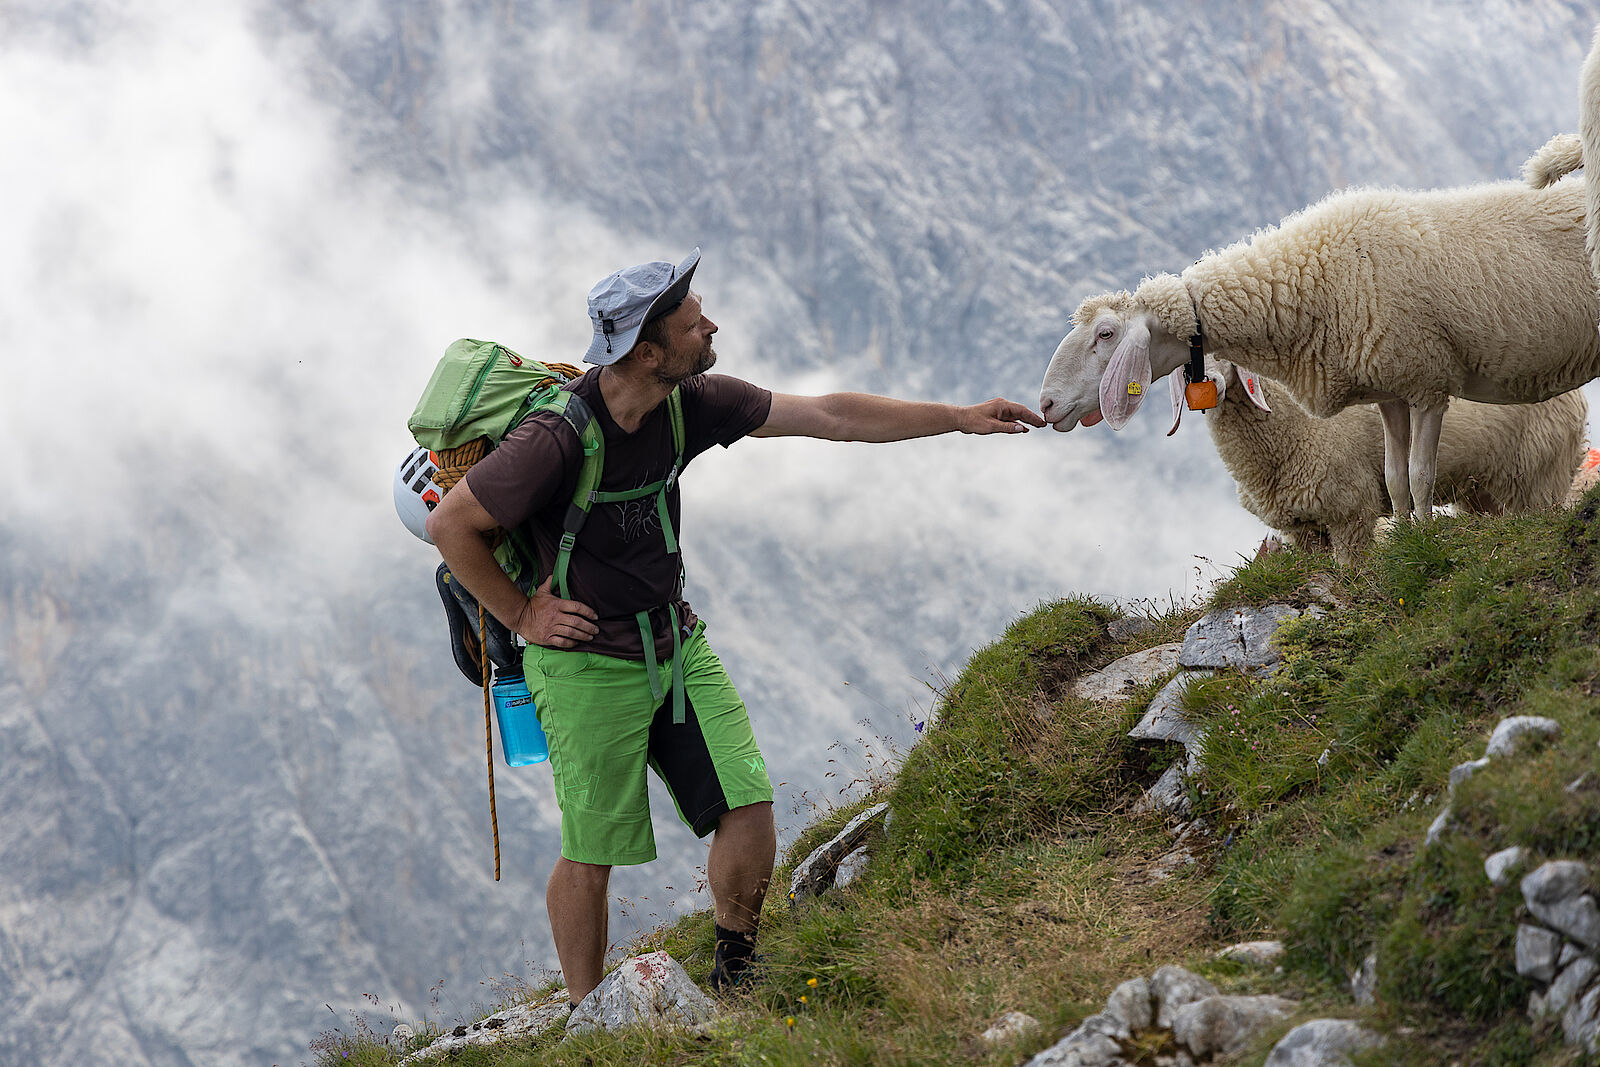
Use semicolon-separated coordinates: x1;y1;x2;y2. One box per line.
1407;403;1446;520
1378;400;1414;518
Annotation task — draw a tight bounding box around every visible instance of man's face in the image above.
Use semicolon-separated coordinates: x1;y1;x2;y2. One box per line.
652;292;718;384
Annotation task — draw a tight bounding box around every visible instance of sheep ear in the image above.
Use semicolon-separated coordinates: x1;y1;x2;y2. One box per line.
1166;369;1185;436
1241;371;1272;412
1098;320;1152;430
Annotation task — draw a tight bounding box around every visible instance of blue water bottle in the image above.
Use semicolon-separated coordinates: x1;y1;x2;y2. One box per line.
491;664;548;766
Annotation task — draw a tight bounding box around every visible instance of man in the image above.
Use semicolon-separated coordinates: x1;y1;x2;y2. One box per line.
426;247;1043;1006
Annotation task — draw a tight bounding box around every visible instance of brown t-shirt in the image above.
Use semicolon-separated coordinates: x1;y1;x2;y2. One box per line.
467;368;772;660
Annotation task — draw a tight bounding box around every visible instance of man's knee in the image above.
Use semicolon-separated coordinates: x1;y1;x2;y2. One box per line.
551;857;613;893
718;800;774;832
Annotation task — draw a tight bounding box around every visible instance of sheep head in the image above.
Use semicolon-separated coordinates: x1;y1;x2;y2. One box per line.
1038;276;1195;432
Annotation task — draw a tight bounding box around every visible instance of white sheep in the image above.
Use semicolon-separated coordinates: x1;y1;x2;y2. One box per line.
1197;355;1587;564
1066;292;1589;563
1037;168;1600;523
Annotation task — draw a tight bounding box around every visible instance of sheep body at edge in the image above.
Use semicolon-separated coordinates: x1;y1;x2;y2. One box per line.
1205;362;1589;563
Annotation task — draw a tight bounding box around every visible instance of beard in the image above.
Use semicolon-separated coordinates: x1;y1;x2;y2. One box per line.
653;339;717;385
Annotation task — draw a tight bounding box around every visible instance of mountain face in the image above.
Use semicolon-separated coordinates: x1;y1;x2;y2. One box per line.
3;2;1597;1065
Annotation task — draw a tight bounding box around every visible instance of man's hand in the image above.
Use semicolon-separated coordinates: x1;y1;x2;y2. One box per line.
513;577;601;648
957;397;1048;434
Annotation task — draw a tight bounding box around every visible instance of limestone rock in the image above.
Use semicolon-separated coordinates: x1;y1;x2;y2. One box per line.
1104;976;1153;1033
1424;807;1452;847
566;952;716;1035
399;995;572;1063
1539;896;1600;950
1108;617;1157;642
834;846;871;890
1073;643;1182;702
1171;993;1295;1058
1022;1018;1126;1066
1543;956;1597;1018
1485;716;1562;758
1179;605;1301;672
1216;940;1286;967
1561;942;1585;968
1523;861;1592;906
1516;924;1564;983
981;1010;1043;1045
1350;952;1377;1007
1564;984;1600;1053
1485;846;1528;887
1447;758;1490;794
1132;764;1191;816
1151;965;1220;1029
1129;673;1211;773
1263;1018;1384;1066
789;802;889;908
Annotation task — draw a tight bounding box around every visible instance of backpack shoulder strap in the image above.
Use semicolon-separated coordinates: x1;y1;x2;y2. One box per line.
521;386;604;600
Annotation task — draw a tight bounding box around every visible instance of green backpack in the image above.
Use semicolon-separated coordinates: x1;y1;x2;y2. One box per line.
409;338;691;719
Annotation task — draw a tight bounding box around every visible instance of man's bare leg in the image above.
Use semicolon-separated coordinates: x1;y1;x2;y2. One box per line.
707;801;775;990
546;857;612;1005
709;801;776;930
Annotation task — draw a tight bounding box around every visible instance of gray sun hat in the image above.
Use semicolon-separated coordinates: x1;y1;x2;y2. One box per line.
583;247;701;365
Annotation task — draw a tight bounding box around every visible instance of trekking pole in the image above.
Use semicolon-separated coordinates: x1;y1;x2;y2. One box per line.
478;605;502;881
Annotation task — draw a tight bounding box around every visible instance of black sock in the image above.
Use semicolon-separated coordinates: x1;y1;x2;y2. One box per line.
710;924;757;990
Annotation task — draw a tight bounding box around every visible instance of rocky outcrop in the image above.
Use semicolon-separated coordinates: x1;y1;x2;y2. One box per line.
788;803;891;909
1021;965;1296;1066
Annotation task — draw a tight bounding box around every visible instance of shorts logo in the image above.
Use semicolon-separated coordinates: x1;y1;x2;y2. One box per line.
744;757;765;774
567;773;600;808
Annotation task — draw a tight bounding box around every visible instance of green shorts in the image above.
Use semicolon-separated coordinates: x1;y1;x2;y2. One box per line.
523;622;773;866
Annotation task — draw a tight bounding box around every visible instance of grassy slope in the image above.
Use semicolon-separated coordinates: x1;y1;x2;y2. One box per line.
320;494;1600;1066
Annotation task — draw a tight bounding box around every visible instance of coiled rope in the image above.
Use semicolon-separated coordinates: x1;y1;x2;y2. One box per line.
478;603;501;881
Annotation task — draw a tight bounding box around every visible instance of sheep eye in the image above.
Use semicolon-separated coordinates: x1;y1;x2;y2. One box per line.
1096;327;1114;340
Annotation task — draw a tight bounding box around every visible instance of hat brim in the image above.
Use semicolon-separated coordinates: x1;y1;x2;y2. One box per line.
583;248;701;366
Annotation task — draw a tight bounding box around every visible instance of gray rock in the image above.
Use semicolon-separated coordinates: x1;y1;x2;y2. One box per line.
1561;942;1585;968
1424;807;1452;847
1350;952;1378;1007
1524;861;1592;906
1516;924;1564;983
1151;965;1220;1029
1485;716;1562;758
1133;764;1191;816
1171;994;1295;1058
1022;1024;1127;1067
1216;940;1286;967
1448;758;1490;794
1108;617;1157;642
1180;605;1301;672
1531;895;1600;950
1568;985;1600;1049
1129;673;1209;747
789;802;889;908
1078;1011;1133;1042
1073;643;1182;702
1544;956;1598;1018
1485;846;1528;887
566;952;716;1035
1264;1018;1384;1066
399;995;572;1063
981;1010;1043;1045
1565;984;1600;1053
1129;673;1212;773
1104;976;1154;1033
833;846;870;889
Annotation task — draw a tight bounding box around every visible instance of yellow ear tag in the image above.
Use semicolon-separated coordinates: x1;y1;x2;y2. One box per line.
1126;381;1143;396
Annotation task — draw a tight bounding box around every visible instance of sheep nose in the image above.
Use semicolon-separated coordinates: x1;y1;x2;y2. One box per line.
1039;396;1056;420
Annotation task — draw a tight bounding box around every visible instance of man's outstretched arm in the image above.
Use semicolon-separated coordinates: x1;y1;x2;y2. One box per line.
749;392;1045;441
